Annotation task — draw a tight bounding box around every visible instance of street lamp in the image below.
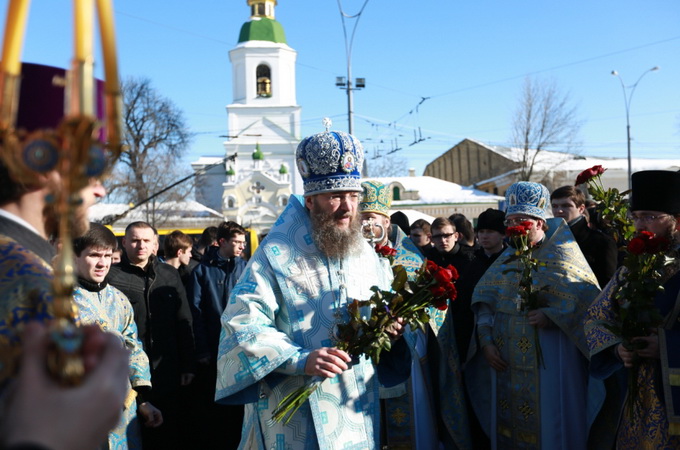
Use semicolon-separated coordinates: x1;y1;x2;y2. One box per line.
611;66;660;189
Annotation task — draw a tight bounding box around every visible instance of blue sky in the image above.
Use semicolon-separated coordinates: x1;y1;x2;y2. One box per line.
4;0;680;176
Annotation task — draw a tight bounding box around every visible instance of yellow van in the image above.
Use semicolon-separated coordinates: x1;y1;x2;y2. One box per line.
110;226;259;260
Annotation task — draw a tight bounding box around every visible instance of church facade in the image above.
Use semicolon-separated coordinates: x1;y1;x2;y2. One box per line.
192;0;302;235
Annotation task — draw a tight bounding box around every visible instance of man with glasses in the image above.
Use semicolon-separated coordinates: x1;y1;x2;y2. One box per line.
426;217;475;273
586;170;680;448
215;127;410;449
466;181;602;449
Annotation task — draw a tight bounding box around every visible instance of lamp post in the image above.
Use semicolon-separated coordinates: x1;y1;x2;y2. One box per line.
611;66;659;189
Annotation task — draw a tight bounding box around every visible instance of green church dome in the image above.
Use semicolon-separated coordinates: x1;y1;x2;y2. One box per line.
238;17;287;44
252;144;264;160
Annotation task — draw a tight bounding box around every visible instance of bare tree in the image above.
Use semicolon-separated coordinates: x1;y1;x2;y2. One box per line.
105;77;194;226
366;153;410;178
511;77;583;181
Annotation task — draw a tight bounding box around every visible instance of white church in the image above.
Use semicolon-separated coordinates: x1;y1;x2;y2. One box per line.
189;0;503;235
191;0;302;234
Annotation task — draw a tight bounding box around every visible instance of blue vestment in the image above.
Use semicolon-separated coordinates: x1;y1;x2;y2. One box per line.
74;284;152;450
215;195;408;449
467;218;603;449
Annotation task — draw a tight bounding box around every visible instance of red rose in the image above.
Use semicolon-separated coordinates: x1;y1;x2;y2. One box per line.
445;282;458;301
434;297;448;311
430;286;447;297
646;236;670;254
446;264;459;281
426;260;439;272
638;231;654;240
506;225;528;237
627;237;646;255
434;267;454;284
575;165;607;185
520;221;534;230
375;244;397;257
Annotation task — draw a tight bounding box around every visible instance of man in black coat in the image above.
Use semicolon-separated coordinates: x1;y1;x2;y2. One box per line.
108;221;195;449
551;186;618;288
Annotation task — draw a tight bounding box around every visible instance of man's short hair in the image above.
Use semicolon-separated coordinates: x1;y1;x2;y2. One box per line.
217;221;246;242
124;221;154;237
550;186;586;207
164;230;193;257
431;217;456;232
449;214;473;243
410;219;431;235
198;226;218;249
73;223;117;257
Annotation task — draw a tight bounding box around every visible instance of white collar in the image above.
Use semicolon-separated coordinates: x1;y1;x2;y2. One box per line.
0;208;43;237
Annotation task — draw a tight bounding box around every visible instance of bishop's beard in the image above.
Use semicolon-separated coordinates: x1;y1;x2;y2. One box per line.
310;207;363;259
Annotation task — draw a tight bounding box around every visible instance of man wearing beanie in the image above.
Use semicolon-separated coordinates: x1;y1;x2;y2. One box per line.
466;182;603;449
215;125;410;450
586;170;680;448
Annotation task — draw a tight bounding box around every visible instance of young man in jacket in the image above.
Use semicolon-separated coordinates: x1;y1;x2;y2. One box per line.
187;220;247;449
108;221;195;449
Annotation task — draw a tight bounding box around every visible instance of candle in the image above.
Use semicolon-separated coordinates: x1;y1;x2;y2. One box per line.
95;0;122;150
0;0;31;76
74;0;94;61
95;0;119;90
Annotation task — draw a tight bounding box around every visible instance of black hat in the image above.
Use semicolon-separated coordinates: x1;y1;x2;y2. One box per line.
631;170;680;215
475;208;506;234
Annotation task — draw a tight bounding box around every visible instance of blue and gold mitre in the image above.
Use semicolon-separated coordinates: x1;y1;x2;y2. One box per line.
295;118;364;197
359;180;392;217
505;181;550;220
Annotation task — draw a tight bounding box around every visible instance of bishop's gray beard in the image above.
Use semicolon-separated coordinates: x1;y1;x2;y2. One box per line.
310;208;363;259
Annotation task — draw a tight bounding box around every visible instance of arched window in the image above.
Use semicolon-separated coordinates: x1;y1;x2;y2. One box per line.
392;186;401;201
225;195;236;209
278;195;289;207
256;64;272;97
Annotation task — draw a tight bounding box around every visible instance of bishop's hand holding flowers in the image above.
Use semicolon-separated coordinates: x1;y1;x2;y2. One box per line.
272;252;458;424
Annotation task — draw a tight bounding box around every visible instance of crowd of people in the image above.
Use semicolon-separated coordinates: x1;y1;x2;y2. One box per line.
1;120;679;450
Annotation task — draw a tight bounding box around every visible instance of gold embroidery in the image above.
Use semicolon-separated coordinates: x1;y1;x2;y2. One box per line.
516;336;532;354
390;407;408;426
518;401;534;421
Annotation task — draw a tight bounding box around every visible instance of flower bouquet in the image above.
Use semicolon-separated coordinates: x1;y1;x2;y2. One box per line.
576;165;635;243
271;254;458;424
602;230;675;415
503;220;548;367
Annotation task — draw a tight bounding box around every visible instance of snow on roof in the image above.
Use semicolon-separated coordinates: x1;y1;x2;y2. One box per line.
391;209;435;224
364;176;504;205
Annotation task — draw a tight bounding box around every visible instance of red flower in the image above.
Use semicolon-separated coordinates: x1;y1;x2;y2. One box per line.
575;165;607;185
375;244;397;257
627;237;646;255
426;260;439;272
445;282;458;301
646;236;670;254
638;231;654;240
434;267;454;284
445;264;459;281
506;225;529;237
430;286;447;297
520;221;534;230
434;297;448;311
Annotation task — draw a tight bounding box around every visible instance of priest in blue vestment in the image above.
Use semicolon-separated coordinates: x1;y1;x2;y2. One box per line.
586;170;680;448
215;124;410;450
466;181;603;449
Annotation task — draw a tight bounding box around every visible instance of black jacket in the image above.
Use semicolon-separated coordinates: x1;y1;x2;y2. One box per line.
188;246;247;362
108;254;195;393
454;245;507;362
424;242;475;274
569;216;618;288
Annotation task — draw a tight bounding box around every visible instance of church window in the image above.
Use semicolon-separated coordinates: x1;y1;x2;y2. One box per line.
256;64;272;97
278;195;288;207
392;186;401;201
